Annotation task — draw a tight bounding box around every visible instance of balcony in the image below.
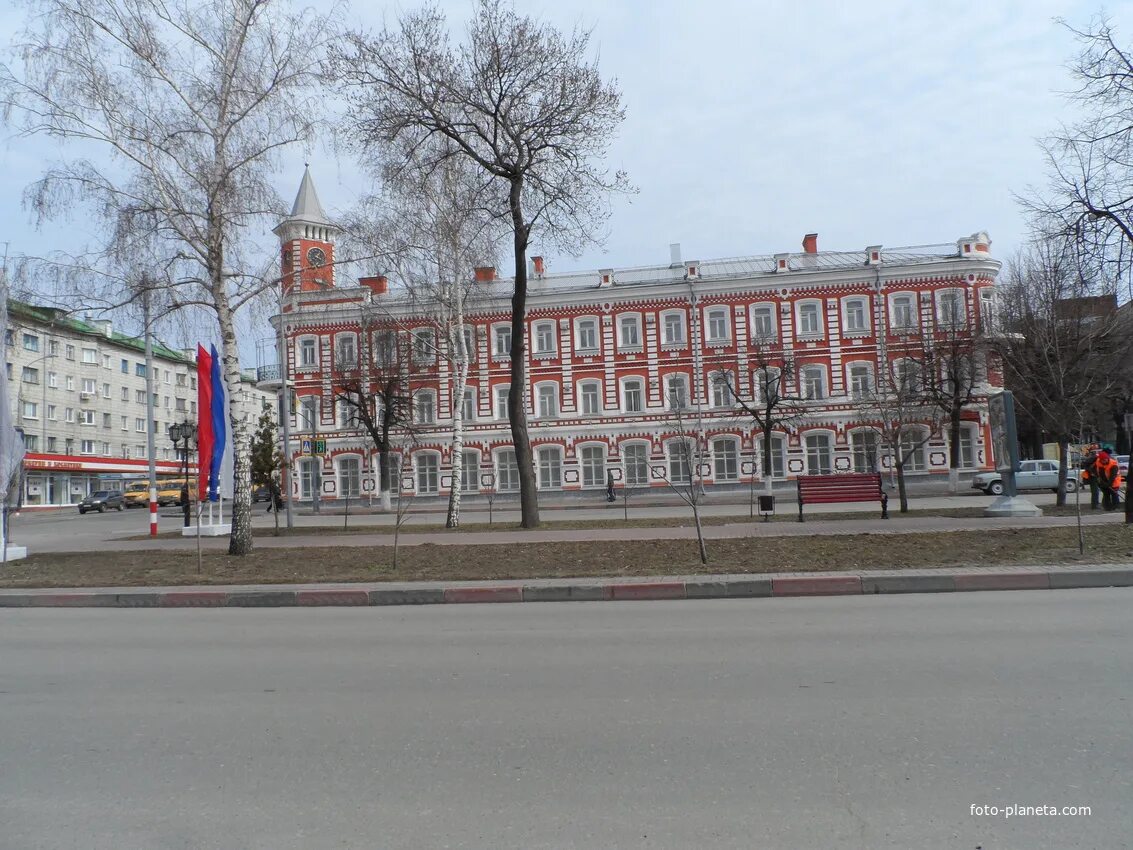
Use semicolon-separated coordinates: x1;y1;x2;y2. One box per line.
256;363;283;389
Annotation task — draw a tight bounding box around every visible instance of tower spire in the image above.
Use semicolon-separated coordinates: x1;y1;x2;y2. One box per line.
288;164;329;225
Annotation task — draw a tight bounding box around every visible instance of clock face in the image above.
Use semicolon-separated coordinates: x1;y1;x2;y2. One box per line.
307;246;326;268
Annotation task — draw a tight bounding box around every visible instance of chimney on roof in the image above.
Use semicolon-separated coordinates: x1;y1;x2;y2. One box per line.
474;266;496;283
359;275;388;296
669;243;682;268
802;233;818;254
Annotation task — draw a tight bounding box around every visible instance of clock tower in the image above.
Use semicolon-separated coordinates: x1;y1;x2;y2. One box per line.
274;165;337;294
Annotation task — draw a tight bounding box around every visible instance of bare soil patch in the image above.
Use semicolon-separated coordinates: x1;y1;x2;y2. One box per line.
3;524;1131;589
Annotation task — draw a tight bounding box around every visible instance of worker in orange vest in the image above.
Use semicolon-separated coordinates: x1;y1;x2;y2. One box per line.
1096;448;1121;511
1081;445;1101;509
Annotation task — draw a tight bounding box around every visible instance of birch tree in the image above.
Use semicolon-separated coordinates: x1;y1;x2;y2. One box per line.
0;0;335;554
333;0;632;528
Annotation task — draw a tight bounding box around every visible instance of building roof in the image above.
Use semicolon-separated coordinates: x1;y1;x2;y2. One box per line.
465;241;991;297
7;299;194;365
287;165;329;225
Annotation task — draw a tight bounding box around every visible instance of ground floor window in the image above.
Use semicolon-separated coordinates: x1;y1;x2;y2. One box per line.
713;438;739;481
957;425;976;469
299;458;319;499
460;450;480;492
851;430;880;473
805;433;833;475
537;446;562;490
623;443;649;487
759;434;786;479
668;440;693;485
416;453;439;494
898;429;928;472
338;457;361;499
580;445;605;488
496;449;520;492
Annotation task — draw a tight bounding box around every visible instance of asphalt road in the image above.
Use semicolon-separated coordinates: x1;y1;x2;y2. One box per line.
1;590;1129;849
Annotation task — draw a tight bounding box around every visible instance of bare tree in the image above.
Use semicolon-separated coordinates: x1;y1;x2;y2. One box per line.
995;239;1126;505
1026;17;1133;302
856;354;944;513
1;0;337;554
333;0;632;528
359;144;499;528
714;336;807;492
657;404;709;566
333;319;417;512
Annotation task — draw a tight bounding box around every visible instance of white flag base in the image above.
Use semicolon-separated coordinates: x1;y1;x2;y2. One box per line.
180;498;231;537
1;545;28;562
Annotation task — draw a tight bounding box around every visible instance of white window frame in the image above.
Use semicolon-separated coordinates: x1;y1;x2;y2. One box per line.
493;324;512;358
412;329;436;365
535;382;558;418
617;314;642;350
579;380;602;415
460;387;476;422
337;456;362;499
496;448;520;492
851;429;881;473
710;371;734;409
936;288;966;327
460;449;480;493
495;385;511;421
575;317;599;353
804;432;834;475
898;427;929;472
299;396;318;431
372;330;398;367
536;446;562;490
414;390;437;425
712;437;739;482
415;453;440;495
298;336;318;369
751;303;777;341
796;300;823;337
957;424;977;469
579;444;606;489
335;333;358;368
621;377;645;413
842;296;870;335
847;362;874;399
622;442;650;487
705;307;730;344
801;365;827;400
889;293;917;332
298;458;319;499
22;401;38;419
665;373;690;411
661;310;686;346
666;439;694;485
533;321;557;357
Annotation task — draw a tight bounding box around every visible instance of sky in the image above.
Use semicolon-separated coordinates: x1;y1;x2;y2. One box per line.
1;0;1130;354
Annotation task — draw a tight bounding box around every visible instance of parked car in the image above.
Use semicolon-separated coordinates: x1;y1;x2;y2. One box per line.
252;485;271;503
78;491;125;514
1117;455;1129;477
122;481;150;508
157;480;197;506
972;459;1078;496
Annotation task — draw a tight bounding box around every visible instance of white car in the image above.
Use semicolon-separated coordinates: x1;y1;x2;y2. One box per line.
971;459;1078;496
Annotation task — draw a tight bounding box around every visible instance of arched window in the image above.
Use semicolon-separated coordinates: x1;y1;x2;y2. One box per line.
804;432;834;475
536;446;562;489
415;452;440;494
851;429;880;473
579;444;606;488
622;442;650;487
578;380;602;415
712;437;739;481
337;455;361;499
796;300;823;337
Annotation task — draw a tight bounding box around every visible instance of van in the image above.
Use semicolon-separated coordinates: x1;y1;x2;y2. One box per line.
122;481;151;508
157;480;198;506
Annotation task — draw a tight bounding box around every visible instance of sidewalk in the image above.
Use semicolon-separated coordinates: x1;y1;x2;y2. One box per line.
2;561;1131;608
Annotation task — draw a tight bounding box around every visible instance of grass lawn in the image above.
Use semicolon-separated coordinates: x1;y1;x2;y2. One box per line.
4;524;1131;589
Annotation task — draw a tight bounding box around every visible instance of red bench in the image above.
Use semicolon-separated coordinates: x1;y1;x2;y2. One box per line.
796;473;888;521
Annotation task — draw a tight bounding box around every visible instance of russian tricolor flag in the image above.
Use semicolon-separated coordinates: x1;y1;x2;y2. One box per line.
197;344;227;502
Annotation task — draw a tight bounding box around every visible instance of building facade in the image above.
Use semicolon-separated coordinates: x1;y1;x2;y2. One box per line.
4;300;271;506
264;172;1003;503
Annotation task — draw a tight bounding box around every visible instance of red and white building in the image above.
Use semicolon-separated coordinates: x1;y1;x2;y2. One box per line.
265;169;1003;503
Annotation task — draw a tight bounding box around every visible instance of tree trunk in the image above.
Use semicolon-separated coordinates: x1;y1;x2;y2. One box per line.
1056;435;1070;508
507;180;539;528
690;496;708;565
215;293;253;555
378;449;392;512
896;460;909;513
446;360;468;529
761;426;774;494
947;406;962;494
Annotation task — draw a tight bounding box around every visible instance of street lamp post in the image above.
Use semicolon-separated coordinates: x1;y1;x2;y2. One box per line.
168;421;196;528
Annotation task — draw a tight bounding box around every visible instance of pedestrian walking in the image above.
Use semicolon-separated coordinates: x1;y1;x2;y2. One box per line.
606;470;616;503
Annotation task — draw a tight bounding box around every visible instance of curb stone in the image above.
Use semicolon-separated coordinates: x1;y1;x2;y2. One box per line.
2;568;1133;608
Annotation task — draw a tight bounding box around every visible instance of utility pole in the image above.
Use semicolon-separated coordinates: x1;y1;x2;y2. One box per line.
143;283;158;537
